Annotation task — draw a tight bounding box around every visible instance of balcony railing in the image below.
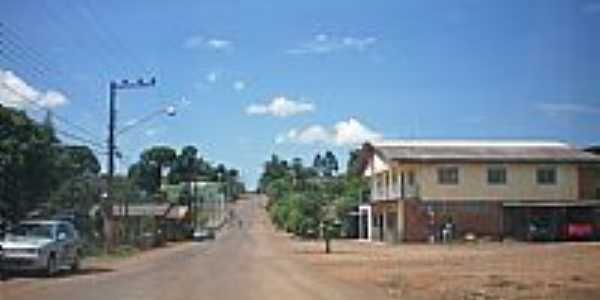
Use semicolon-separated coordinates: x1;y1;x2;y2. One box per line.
370;184;419;202
405;184;419;199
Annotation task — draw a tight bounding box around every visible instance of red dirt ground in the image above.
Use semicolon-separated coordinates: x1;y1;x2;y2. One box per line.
289;238;600;300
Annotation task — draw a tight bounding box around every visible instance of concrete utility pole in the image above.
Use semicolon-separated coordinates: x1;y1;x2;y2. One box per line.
104;77;156;252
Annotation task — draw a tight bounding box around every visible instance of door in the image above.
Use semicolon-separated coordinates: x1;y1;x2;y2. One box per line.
379;214;384;241
386;212;398;242
56;224;75;266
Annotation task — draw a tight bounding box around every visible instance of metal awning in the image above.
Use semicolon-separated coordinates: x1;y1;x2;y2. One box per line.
503;200;600;208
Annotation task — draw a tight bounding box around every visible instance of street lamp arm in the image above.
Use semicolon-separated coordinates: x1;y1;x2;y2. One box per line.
115;106;176;136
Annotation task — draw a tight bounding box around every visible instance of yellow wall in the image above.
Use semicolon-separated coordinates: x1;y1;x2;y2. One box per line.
393;163;579;201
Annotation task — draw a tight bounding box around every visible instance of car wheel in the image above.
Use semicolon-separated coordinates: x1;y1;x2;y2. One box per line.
45;254;58;277
70;253;80;273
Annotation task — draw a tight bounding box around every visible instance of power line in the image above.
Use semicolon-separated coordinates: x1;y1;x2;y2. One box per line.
0;21;107;115
38;0;121;78
0;85;106;150
0;51;47;82
0;26;55;75
0;81;104;143
78;0;149;73
54;128;106;151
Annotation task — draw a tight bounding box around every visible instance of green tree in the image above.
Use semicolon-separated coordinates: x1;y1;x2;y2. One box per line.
48;173;101;215
0;105;61;221
57;145;101;177
128;146;176;194
313;153;325;176
168;145;201;184
323;151;339;177
346;149;361;175
141;146;176;181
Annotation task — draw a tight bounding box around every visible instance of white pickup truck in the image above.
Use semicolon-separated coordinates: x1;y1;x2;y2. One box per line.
0;220;81;276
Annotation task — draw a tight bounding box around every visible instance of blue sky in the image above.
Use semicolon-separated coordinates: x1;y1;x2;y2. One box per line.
1;0;600;188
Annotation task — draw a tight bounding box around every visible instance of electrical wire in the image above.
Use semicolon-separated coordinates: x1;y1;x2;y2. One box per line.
0;81;104;144
0;21;107;114
78;0;149;73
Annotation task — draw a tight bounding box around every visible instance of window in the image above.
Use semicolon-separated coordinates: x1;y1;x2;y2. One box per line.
487;167;507;185
391;169;399;186
376;174;384;190
438;167;459;185
537;167;557;185
56;224;74;239
407;170;415;186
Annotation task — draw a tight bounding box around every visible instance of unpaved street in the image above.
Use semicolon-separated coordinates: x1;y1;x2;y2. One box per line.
0;194;390;300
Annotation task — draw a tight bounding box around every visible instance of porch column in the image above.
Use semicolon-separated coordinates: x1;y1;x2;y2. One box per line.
358;204;372;241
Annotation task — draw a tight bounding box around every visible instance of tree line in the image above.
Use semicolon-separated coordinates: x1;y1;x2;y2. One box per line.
127;144;244;202
1;104;243;240
1;106;101;222
259;150;367;239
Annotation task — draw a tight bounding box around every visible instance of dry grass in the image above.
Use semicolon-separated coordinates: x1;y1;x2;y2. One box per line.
289;239;600;300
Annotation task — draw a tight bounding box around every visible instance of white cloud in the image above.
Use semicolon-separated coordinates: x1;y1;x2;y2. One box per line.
206;72;218;83
536;103;600;116
233;80;246;91
287;34;378;55
183;35;233;51
0;69;68;109
333;118;382;145
206;39;233;51
286;125;330;144
37;90;68;108
246;96;315;117
342;37;377;51
277;118;382;146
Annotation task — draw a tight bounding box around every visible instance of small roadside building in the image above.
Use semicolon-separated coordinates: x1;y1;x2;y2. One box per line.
355;140;600;243
161;181;228;228
112;204;190;242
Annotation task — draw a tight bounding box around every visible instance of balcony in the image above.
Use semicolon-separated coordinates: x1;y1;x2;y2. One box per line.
370;183;419;202
405;184;419;199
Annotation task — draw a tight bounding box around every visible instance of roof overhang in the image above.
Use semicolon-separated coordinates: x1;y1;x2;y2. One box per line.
390;158;600;164
503;200;600;208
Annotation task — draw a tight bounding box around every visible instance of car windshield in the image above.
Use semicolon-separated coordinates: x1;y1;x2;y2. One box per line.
9;224;54;239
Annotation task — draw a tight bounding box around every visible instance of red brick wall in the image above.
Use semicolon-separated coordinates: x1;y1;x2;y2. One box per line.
403;200;503;242
403;199;430;242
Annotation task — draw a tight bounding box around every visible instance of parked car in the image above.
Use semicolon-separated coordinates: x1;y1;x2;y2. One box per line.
0;220;81;276
192;228;215;241
563;223;595;241
0;244;5;280
527;217;556;241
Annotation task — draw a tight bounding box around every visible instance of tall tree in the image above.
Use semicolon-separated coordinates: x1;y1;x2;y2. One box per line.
323;151;339;177
169;145;200;184
346;149;361;175
313;153;325;176
57;145;101;177
0;105;60;221
128;146;176;194
141;146;176;187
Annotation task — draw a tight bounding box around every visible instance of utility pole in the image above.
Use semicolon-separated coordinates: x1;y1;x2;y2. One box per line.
104;77;156;252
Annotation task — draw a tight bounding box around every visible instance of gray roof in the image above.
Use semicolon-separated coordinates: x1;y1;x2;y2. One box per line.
112;204;188;219
371;140;600;163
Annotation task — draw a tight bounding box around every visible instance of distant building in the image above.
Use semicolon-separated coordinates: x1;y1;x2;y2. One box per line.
355;140;600;242
160;181;227;228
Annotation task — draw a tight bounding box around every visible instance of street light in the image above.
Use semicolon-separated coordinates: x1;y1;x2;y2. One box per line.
116;105;177;136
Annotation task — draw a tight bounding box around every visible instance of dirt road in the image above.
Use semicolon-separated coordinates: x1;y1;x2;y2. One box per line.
0;194;390;300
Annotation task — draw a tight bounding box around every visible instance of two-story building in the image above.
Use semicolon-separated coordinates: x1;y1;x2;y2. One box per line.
356;140;600;242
